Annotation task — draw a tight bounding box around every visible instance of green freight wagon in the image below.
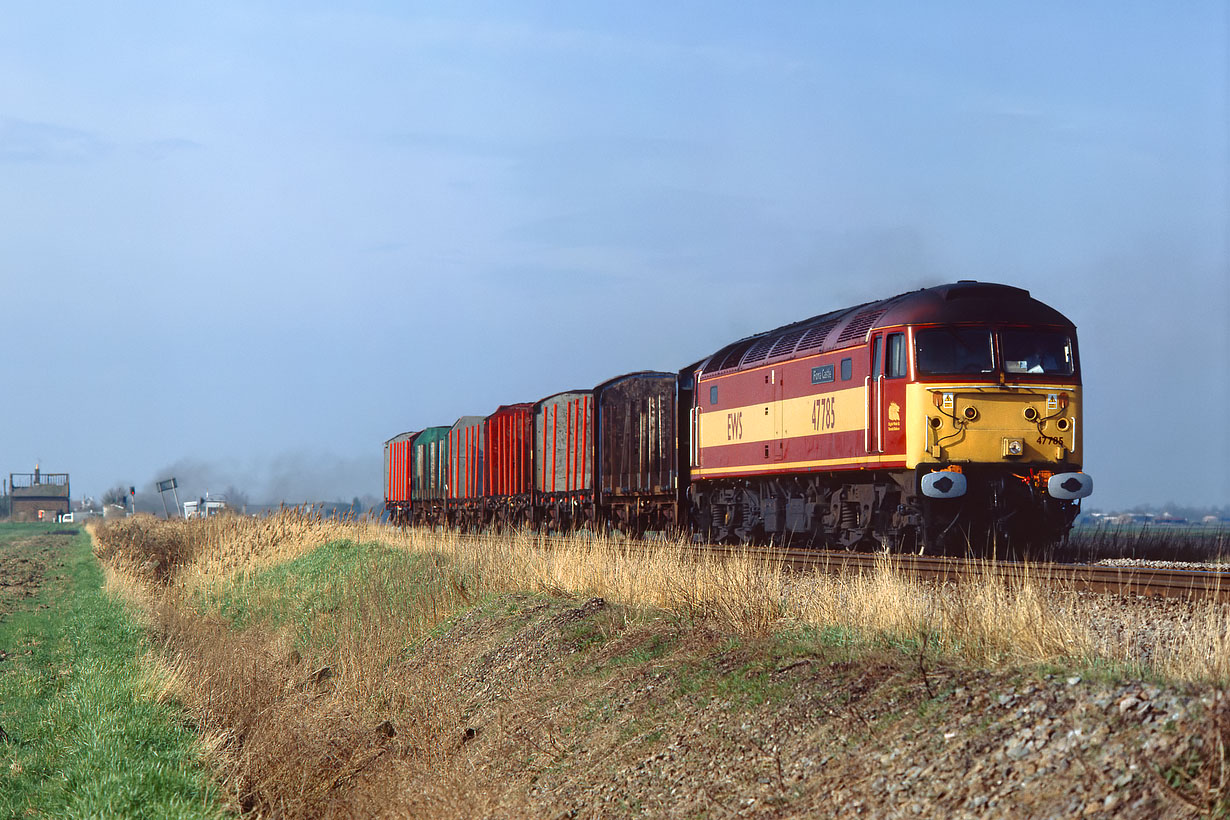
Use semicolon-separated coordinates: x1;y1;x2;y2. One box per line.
410;426;450;526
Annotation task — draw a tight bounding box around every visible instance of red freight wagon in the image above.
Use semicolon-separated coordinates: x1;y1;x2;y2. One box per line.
383;431;417;524
535;390;594;531
447;415;486;530
485;403;535;528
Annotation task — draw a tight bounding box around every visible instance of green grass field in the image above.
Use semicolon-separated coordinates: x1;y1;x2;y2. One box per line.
0;523;227;819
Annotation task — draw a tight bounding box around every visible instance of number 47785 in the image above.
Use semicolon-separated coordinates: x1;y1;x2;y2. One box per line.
812;396;836;431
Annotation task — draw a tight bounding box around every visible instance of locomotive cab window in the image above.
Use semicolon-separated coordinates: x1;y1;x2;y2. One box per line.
840;357;852;381
1000;329;1075;376
709;385;718;405
886;333;907;378
915;328;995;375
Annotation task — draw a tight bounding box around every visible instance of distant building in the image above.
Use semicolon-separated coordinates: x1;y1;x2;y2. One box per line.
9;468;70;522
183;494;228;519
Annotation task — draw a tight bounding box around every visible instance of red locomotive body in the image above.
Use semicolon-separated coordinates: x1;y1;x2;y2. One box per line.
690;282;1089;551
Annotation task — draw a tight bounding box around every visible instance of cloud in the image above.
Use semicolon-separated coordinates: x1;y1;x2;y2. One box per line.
0;117;109;163
134;137;204;160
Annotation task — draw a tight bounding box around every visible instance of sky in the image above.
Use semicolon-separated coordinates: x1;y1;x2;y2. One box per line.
1;1;1227;511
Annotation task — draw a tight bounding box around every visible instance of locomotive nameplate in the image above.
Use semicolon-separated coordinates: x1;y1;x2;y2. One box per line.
811;365;834;384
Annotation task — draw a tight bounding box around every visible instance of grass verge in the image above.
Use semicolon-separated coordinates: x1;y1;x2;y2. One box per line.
86;512;1230;817
0;523;227;819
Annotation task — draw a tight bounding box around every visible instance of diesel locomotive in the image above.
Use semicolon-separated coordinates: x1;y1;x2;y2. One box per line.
384;281;1092;553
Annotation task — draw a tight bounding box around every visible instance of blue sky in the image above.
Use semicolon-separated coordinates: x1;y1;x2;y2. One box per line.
1;2;1226;510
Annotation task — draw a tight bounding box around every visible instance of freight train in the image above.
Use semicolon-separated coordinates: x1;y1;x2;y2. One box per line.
384;281;1093;553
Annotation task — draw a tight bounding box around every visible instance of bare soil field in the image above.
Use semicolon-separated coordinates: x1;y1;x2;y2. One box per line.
0;531;67;618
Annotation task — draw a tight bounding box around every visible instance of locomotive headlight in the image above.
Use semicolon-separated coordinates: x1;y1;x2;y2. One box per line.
962;405;978;421
1055;417;1071;432
1023;406;1038;422
1002;437;1024;457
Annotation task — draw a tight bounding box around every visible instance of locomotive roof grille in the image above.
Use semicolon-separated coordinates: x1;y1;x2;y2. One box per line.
740;336;777;366
795;318;842;352
713;339;758;372
768;326;810;359
835;308;887;344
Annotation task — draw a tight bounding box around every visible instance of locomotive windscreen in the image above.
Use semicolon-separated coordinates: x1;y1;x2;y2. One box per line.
915;328;995;375
1000;329;1075;376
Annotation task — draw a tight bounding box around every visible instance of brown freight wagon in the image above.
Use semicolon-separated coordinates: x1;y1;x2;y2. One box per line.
594;372;681;535
484;403;534;528
447;415;486;530
535;390;594;531
384;431;417;525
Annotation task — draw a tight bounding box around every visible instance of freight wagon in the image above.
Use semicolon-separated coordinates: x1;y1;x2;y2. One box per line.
409;426;449;526
447;416;486;530
535;390;595;532
383;431;416;525
484;403;535;528
595;372;683;535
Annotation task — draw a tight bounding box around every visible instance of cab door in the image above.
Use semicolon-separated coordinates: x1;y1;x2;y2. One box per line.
867;331;909;457
866;336;883;453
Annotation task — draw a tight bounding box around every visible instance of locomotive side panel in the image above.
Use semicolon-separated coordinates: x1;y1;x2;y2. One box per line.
694;337;908;479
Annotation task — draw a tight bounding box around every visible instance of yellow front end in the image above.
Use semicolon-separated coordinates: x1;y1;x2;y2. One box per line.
905;384;1083;469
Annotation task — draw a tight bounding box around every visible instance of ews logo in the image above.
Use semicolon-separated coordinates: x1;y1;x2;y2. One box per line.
726;411;743;440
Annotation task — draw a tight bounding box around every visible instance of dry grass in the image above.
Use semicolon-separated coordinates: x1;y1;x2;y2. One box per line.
86;511;1230;817
89;511;1230;679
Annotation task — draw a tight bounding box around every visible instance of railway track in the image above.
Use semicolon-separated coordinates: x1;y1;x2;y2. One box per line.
440;530;1230;603
704;546;1230;603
